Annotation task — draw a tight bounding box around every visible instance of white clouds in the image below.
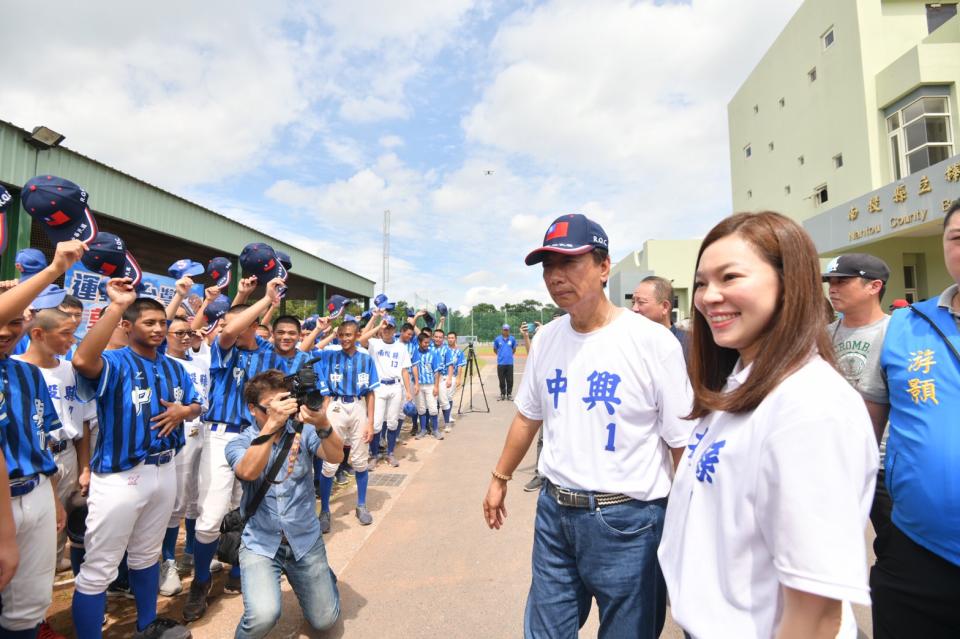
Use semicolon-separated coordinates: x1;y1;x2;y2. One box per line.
460;270;495;285
379;135;405;149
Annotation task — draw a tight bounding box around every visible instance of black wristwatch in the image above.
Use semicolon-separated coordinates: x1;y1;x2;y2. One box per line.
317;426;334;440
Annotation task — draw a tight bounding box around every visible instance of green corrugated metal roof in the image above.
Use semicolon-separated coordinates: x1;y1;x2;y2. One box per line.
0;119;374;296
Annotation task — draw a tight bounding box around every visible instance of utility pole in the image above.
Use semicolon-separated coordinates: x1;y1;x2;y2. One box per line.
381;209;390;295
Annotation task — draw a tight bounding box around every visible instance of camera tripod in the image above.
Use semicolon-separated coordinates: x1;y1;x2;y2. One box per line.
458;343;489;414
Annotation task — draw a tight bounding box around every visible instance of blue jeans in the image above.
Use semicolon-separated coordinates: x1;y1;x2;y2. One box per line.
235;536;340;639
524;485;667;639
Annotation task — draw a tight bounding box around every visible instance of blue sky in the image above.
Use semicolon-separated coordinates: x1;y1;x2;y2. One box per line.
0;0;802;312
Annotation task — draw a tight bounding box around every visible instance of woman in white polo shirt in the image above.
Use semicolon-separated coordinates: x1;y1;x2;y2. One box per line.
658;212;879;639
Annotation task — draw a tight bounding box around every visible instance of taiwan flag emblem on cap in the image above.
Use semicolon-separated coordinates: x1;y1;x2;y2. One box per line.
545;222;568;241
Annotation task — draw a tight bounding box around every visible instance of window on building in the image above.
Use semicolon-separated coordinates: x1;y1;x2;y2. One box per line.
814;184;829;206
744;144;752;158
904;264;918;303
926;3;958;34
798;155;805;166
785;185;791;195
808;67;817;82
833;153;844;168
768;141;775;151
886;95;953;178
822;27;835;49
753;104;759;114
779;97;786;108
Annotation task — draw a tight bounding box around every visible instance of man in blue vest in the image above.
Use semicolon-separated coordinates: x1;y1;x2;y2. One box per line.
872;198;960;638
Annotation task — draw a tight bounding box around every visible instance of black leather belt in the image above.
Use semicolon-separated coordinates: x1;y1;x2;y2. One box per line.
544;479;633;509
50;439;70;454
332;396;357;403
381;378;399;385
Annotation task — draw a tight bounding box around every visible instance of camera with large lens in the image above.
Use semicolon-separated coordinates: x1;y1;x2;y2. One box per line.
285;364;324;412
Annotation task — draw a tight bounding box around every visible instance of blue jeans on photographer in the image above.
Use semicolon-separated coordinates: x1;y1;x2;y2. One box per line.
235;536;340;639
524;483;667;639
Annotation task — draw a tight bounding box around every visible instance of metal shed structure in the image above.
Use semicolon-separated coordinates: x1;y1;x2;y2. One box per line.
0;119;374;307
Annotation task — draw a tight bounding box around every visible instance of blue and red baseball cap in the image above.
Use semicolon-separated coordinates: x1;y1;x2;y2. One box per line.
207;257;232;288
168;259;205;280
21;175;98;245
524;213;609;265
240;242;288;286
383;315;397;328
302;314;319;331
436;302;448;317
81;232;143;286
325;294;352;319
361;309;373;322
276;250;292;272
15;248;47;281
0;185;12;255
203;294;231;323
405;307;416;318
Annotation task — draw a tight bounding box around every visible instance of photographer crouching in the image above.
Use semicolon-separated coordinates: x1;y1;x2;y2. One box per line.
223;369;344;638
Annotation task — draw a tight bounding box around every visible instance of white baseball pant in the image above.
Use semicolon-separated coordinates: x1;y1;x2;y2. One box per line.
53;441;79;564
194;423;240;545
372;383;403;433
0;477;56;631
320;399;369;477
415;386;438;416
74;458;177;594
168;420;203;526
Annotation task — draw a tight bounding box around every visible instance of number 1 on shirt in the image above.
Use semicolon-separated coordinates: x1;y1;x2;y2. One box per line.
605;423;616;452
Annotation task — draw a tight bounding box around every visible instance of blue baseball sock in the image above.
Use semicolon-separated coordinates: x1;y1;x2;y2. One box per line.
129;562;160;631
442;408;452;423
319;474;334;513
192;539;218;585
386;428;399;454
431;415;439;433
184;518;196;555
230;564;240;578
355;470;369;507
419;413;427;432
369;432;381;457
162;525;179;562
72;590;107;639
70;546;85;576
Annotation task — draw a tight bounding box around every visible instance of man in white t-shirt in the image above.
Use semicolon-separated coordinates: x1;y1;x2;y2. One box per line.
483;214;692;638
359;313;413;468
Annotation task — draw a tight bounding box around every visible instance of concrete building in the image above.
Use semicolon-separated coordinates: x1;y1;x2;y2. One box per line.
729;0;959;301
609;239;701;321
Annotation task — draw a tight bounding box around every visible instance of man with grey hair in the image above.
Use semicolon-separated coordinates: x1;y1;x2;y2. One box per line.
632;276;689;360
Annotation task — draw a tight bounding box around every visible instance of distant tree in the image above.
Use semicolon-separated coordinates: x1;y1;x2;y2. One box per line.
472;303;498;314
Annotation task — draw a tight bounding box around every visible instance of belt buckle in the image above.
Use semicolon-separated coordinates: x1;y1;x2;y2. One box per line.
555;486;576;507
157;450;175;464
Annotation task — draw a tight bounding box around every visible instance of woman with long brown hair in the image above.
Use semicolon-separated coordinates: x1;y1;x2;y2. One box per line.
658;212;878;638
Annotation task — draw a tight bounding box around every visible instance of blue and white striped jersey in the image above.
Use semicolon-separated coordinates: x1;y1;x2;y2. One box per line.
414;348;443;386
0;358;59;478
78;348;200;473
316;349;379;398
452;349;467;376
205;337;289;427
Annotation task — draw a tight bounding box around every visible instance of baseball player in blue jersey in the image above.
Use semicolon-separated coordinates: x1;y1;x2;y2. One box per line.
269;315;314;371
184;278;287;623
159;317;210;597
316;319;379;532
71;279;201;639
413;332;443;440
431;329;456;431
0;240;86;638
444;331;466;428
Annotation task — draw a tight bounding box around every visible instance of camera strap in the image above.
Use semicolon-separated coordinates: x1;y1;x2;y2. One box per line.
243;429;296;525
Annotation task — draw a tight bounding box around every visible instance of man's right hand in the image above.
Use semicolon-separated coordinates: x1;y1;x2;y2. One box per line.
106;278;137;307
204;285;221;301
266;277;285;304
264;393;298;435
238;275;258;296
483;479;508;529
175;276;194;296
51;239;87;274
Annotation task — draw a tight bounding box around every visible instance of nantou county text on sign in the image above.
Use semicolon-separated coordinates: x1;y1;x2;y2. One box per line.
804;155;960;254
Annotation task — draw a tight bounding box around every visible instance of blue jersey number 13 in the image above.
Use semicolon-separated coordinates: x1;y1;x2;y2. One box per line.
604;423;616;452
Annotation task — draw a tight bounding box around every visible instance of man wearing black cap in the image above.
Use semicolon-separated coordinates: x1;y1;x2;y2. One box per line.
483;214;692;638
823;253;893;542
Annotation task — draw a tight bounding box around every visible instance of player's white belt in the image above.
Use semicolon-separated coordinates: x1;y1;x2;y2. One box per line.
544;479;633;509
10;474;41;498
